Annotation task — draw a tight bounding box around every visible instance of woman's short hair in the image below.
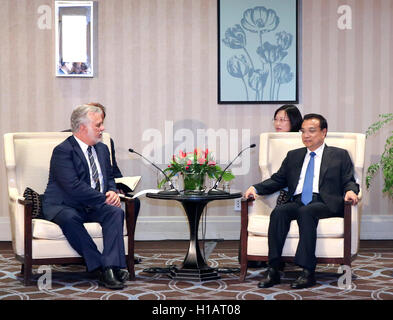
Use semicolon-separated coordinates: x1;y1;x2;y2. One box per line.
70;104;103;133
274;104;303;132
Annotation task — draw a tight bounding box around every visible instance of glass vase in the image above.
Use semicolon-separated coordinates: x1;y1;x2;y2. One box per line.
182;172;206;194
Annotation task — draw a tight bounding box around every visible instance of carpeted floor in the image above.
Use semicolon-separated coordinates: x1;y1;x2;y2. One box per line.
0;240;392;300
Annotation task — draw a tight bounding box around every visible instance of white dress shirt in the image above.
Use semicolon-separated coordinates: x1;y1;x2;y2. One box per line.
293;143;325;196
74;136;104;192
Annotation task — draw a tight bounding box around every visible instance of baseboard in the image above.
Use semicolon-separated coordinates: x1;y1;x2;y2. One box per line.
134;215;241;241
360;215;393;240
0;217;11;241
0;214;392;241
135;214;393;241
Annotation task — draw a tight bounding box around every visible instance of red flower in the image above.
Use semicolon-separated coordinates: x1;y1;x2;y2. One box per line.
198;157;206;165
179;150;187;158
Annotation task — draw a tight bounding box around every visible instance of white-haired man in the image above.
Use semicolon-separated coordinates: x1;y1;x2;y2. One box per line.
43;104;128;289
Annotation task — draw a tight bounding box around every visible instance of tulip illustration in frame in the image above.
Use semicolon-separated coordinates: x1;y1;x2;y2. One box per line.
218;0;298;104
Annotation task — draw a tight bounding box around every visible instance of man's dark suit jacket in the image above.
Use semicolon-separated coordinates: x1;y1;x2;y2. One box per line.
253;145;359;215
62;129;123;178
43;135;117;221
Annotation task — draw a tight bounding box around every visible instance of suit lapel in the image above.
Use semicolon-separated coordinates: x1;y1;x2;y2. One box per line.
319;144;330;188
69;136;90;174
289;148;307;192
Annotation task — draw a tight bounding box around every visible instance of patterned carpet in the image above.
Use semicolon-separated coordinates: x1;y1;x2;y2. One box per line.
0;241;392;300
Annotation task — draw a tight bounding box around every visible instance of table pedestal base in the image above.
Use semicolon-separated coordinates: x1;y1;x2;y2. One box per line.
145;192;242;282
169;266;220;281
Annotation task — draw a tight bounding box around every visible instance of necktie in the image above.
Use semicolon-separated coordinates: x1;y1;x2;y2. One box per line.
87;146;101;192
301;152;316;205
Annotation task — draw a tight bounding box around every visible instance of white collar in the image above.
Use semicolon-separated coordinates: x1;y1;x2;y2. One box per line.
74;135;91;154
307;143;325;157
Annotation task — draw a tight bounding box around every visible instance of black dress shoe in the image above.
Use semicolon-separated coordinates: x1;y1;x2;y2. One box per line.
99;268;125;290
257;267;281;288
290;269;316;289
114;268;129;283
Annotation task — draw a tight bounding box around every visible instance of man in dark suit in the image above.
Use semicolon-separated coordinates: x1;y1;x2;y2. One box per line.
85;102;142;264
43;104;128;290
244;114;359;289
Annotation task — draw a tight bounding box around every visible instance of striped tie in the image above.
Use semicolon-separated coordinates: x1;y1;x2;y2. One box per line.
87;146;101;192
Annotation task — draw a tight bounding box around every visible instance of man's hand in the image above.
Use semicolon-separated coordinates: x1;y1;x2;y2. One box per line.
105;191;121;207
344;190;358;205
244;186;257;200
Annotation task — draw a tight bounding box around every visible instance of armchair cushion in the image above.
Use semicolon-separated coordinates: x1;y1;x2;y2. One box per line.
32;218;128;240
276;190;289;206
248;215;345;238
23;187;44;219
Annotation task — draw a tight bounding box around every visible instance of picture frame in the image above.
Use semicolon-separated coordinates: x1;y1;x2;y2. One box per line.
218;0;299;104
55;1;94;78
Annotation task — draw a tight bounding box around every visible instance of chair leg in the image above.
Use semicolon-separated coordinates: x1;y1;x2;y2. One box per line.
239;251;248;282
239;199;250;281
124;198;136;281
240;262;248;282
127;255;135;281
23;262;32;286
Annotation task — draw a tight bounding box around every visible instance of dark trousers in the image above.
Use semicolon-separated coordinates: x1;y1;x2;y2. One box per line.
52;204;126;272
268;194;338;272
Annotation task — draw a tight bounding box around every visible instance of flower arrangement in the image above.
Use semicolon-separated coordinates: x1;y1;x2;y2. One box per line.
158;148;235;192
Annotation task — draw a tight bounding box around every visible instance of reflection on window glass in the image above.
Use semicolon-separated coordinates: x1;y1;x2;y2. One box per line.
62;15;87;62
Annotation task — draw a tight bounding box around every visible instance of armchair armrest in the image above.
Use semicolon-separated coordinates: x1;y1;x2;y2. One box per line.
240;197;255;219
15;197;33;264
119;194;136;239
9;187;20;202
119;194;136;280
18;197;33;207
343;201;352;265
239;197;255;280
240;197;255;240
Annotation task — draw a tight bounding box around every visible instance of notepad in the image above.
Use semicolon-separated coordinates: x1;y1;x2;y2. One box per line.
115;176;141;193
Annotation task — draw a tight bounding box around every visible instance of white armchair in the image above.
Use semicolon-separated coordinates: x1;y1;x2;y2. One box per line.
3;132;137;285
239;132;365;281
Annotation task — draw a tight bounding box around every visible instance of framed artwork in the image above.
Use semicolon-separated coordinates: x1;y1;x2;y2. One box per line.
218;0;299;104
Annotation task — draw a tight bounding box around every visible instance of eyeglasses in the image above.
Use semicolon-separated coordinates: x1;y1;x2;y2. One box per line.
273;118;290;123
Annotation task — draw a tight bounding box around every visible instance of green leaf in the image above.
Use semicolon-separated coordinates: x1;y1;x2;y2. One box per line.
222;171;235;181
365;113;393;197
